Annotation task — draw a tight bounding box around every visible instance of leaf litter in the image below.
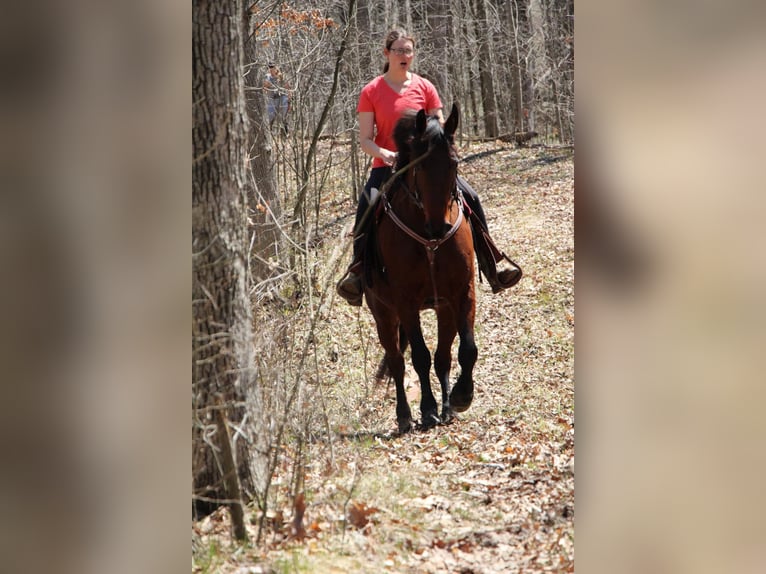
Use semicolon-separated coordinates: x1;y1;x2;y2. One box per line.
192;143;574;573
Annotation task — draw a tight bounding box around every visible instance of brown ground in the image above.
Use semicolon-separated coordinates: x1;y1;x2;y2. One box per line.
193;142;574;573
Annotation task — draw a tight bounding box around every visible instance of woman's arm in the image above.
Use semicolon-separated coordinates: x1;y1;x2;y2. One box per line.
359;111;397;166
428;107;445;127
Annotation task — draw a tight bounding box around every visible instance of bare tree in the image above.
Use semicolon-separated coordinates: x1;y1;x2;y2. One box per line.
422;0;452;103
472;0;499;137
291;0;358;229
192;0;269;537
244;17;283;286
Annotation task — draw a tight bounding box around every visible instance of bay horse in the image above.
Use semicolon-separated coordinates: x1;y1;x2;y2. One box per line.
363;104;476;433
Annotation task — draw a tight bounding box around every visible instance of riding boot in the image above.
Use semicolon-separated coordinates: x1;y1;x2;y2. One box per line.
336;259;363;306
474;237;522;293
459;176;522;293
336;193;371;307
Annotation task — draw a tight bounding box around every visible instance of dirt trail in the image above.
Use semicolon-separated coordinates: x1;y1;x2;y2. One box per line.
193;144;574;573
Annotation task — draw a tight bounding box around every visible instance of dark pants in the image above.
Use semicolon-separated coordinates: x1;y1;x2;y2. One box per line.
352;169;490;261
456;175;488;232
353;167;392;260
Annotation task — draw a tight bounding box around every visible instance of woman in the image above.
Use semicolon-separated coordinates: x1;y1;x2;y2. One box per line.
336;29;521;306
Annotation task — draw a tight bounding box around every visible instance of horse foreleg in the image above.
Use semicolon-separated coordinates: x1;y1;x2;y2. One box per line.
434;315;458;423
388;352;413;433
450;326;477;413
405;320;440;429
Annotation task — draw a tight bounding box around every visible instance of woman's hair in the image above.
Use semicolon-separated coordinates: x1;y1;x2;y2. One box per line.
382;28;416;73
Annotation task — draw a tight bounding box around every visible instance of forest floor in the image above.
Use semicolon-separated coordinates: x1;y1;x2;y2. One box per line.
193;141;574;573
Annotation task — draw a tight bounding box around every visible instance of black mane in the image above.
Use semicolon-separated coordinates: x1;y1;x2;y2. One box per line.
392;110;449;169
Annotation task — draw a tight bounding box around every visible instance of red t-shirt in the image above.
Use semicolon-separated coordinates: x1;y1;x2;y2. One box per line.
357;74;443;168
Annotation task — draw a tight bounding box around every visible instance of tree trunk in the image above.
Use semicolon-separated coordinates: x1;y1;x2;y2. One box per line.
526;0;546;133
244;27;282;286
505;0;526;132
192;0;268;523
426;0;451;104
473;0;499;138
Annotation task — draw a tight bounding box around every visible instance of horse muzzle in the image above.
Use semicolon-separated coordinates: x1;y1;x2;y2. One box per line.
424;220;454;240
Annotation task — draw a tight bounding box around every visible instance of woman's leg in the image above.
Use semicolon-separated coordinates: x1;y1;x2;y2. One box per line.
458;176;488;230
267;99;276;127
337;167;392;305
351;191;370;262
457;175;522;293
279;96;289;134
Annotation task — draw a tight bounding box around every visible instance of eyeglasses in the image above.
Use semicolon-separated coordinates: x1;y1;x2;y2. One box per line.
390;47;414;56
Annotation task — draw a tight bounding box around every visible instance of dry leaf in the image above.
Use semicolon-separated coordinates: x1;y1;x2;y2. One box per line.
290;493;306;540
347;501;379;529
309;520;322;532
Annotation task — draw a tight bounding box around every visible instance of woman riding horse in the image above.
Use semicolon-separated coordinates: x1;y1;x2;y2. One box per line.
337;28;521;306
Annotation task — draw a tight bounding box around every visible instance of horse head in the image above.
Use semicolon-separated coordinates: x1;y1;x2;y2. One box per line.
395;104;460;239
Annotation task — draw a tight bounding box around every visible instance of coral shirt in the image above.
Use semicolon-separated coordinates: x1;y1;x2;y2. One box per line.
357;74;443;168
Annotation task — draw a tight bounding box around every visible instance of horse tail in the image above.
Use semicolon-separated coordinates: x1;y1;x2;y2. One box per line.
374;355;388;383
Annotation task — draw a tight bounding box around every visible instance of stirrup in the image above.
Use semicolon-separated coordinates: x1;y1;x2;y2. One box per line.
478;251;522;294
489;262;522;293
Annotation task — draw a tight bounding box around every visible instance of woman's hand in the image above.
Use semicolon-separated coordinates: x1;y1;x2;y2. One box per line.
380;149;398;166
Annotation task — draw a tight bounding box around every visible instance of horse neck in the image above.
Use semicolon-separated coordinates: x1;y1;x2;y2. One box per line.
390;173;427;227
406;167;456;234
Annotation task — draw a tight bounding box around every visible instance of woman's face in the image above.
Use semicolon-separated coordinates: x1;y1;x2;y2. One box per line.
385;38;415;73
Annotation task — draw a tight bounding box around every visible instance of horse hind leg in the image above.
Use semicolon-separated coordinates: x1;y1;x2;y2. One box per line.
376;320;414;433
434;315;458;423
374;326;409;383
374;355;388;383
406;322;440;429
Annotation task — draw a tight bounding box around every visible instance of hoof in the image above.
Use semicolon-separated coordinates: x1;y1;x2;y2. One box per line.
440;408;455;424
419;412;441;430
397;418;414;434
449;390;473;413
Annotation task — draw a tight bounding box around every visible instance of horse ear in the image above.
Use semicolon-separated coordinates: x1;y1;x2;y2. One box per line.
444;103;459;138
416;109;428;136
